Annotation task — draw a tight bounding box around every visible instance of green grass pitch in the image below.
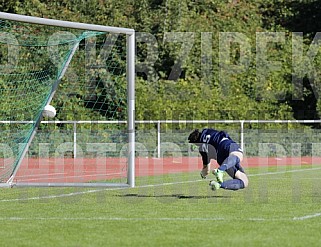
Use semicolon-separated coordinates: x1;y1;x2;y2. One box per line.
0;165;321;247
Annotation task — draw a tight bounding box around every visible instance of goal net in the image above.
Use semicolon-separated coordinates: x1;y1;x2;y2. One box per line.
0;12;135;187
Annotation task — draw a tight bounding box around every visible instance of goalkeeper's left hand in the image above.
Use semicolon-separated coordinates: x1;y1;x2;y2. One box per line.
200;166;209;179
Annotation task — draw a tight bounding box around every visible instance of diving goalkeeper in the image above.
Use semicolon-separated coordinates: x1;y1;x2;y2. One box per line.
188;128;249;191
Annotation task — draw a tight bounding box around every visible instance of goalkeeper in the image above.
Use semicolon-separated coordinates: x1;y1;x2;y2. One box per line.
188;128;249;191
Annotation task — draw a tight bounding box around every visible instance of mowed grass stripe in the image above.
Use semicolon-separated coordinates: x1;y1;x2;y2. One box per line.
0;165;320;202
0;165;321;247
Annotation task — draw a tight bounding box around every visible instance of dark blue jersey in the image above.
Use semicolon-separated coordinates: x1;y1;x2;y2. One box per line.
198;129;241;166
199;129;231;150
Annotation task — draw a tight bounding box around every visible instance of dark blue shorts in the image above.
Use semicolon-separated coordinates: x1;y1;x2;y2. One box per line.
217;139;244;179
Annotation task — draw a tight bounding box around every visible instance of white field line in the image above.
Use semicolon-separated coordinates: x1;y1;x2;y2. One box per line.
0;216;293;222
293;213;321;221
0;216;313;222
0;217;225;221
1;166;321;204
0;179;201;202
247;166;321;177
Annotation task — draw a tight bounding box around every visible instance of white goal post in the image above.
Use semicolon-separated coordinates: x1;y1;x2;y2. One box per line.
0;12;135;188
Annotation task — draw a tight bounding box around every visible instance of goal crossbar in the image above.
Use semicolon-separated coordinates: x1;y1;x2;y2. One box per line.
0;12;135;35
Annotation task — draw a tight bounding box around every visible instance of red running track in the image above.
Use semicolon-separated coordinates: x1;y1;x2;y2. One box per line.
9;156;321;183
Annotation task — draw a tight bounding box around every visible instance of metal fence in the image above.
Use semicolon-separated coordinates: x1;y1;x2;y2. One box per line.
6;119;319;158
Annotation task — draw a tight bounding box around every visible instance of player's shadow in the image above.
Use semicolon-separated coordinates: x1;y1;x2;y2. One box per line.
118;193;231;199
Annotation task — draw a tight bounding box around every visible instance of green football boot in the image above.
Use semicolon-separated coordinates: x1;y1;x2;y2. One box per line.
209;180;221;191
212;169;224;183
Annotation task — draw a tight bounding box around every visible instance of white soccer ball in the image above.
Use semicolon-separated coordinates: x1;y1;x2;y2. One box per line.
42;104;56;118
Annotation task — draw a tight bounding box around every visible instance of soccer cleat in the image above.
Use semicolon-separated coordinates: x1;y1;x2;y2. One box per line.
209;180;221;191
212;169;224;183
200;171;206;179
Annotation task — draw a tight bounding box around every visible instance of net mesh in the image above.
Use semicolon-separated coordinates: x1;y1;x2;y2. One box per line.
0;19;128;183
